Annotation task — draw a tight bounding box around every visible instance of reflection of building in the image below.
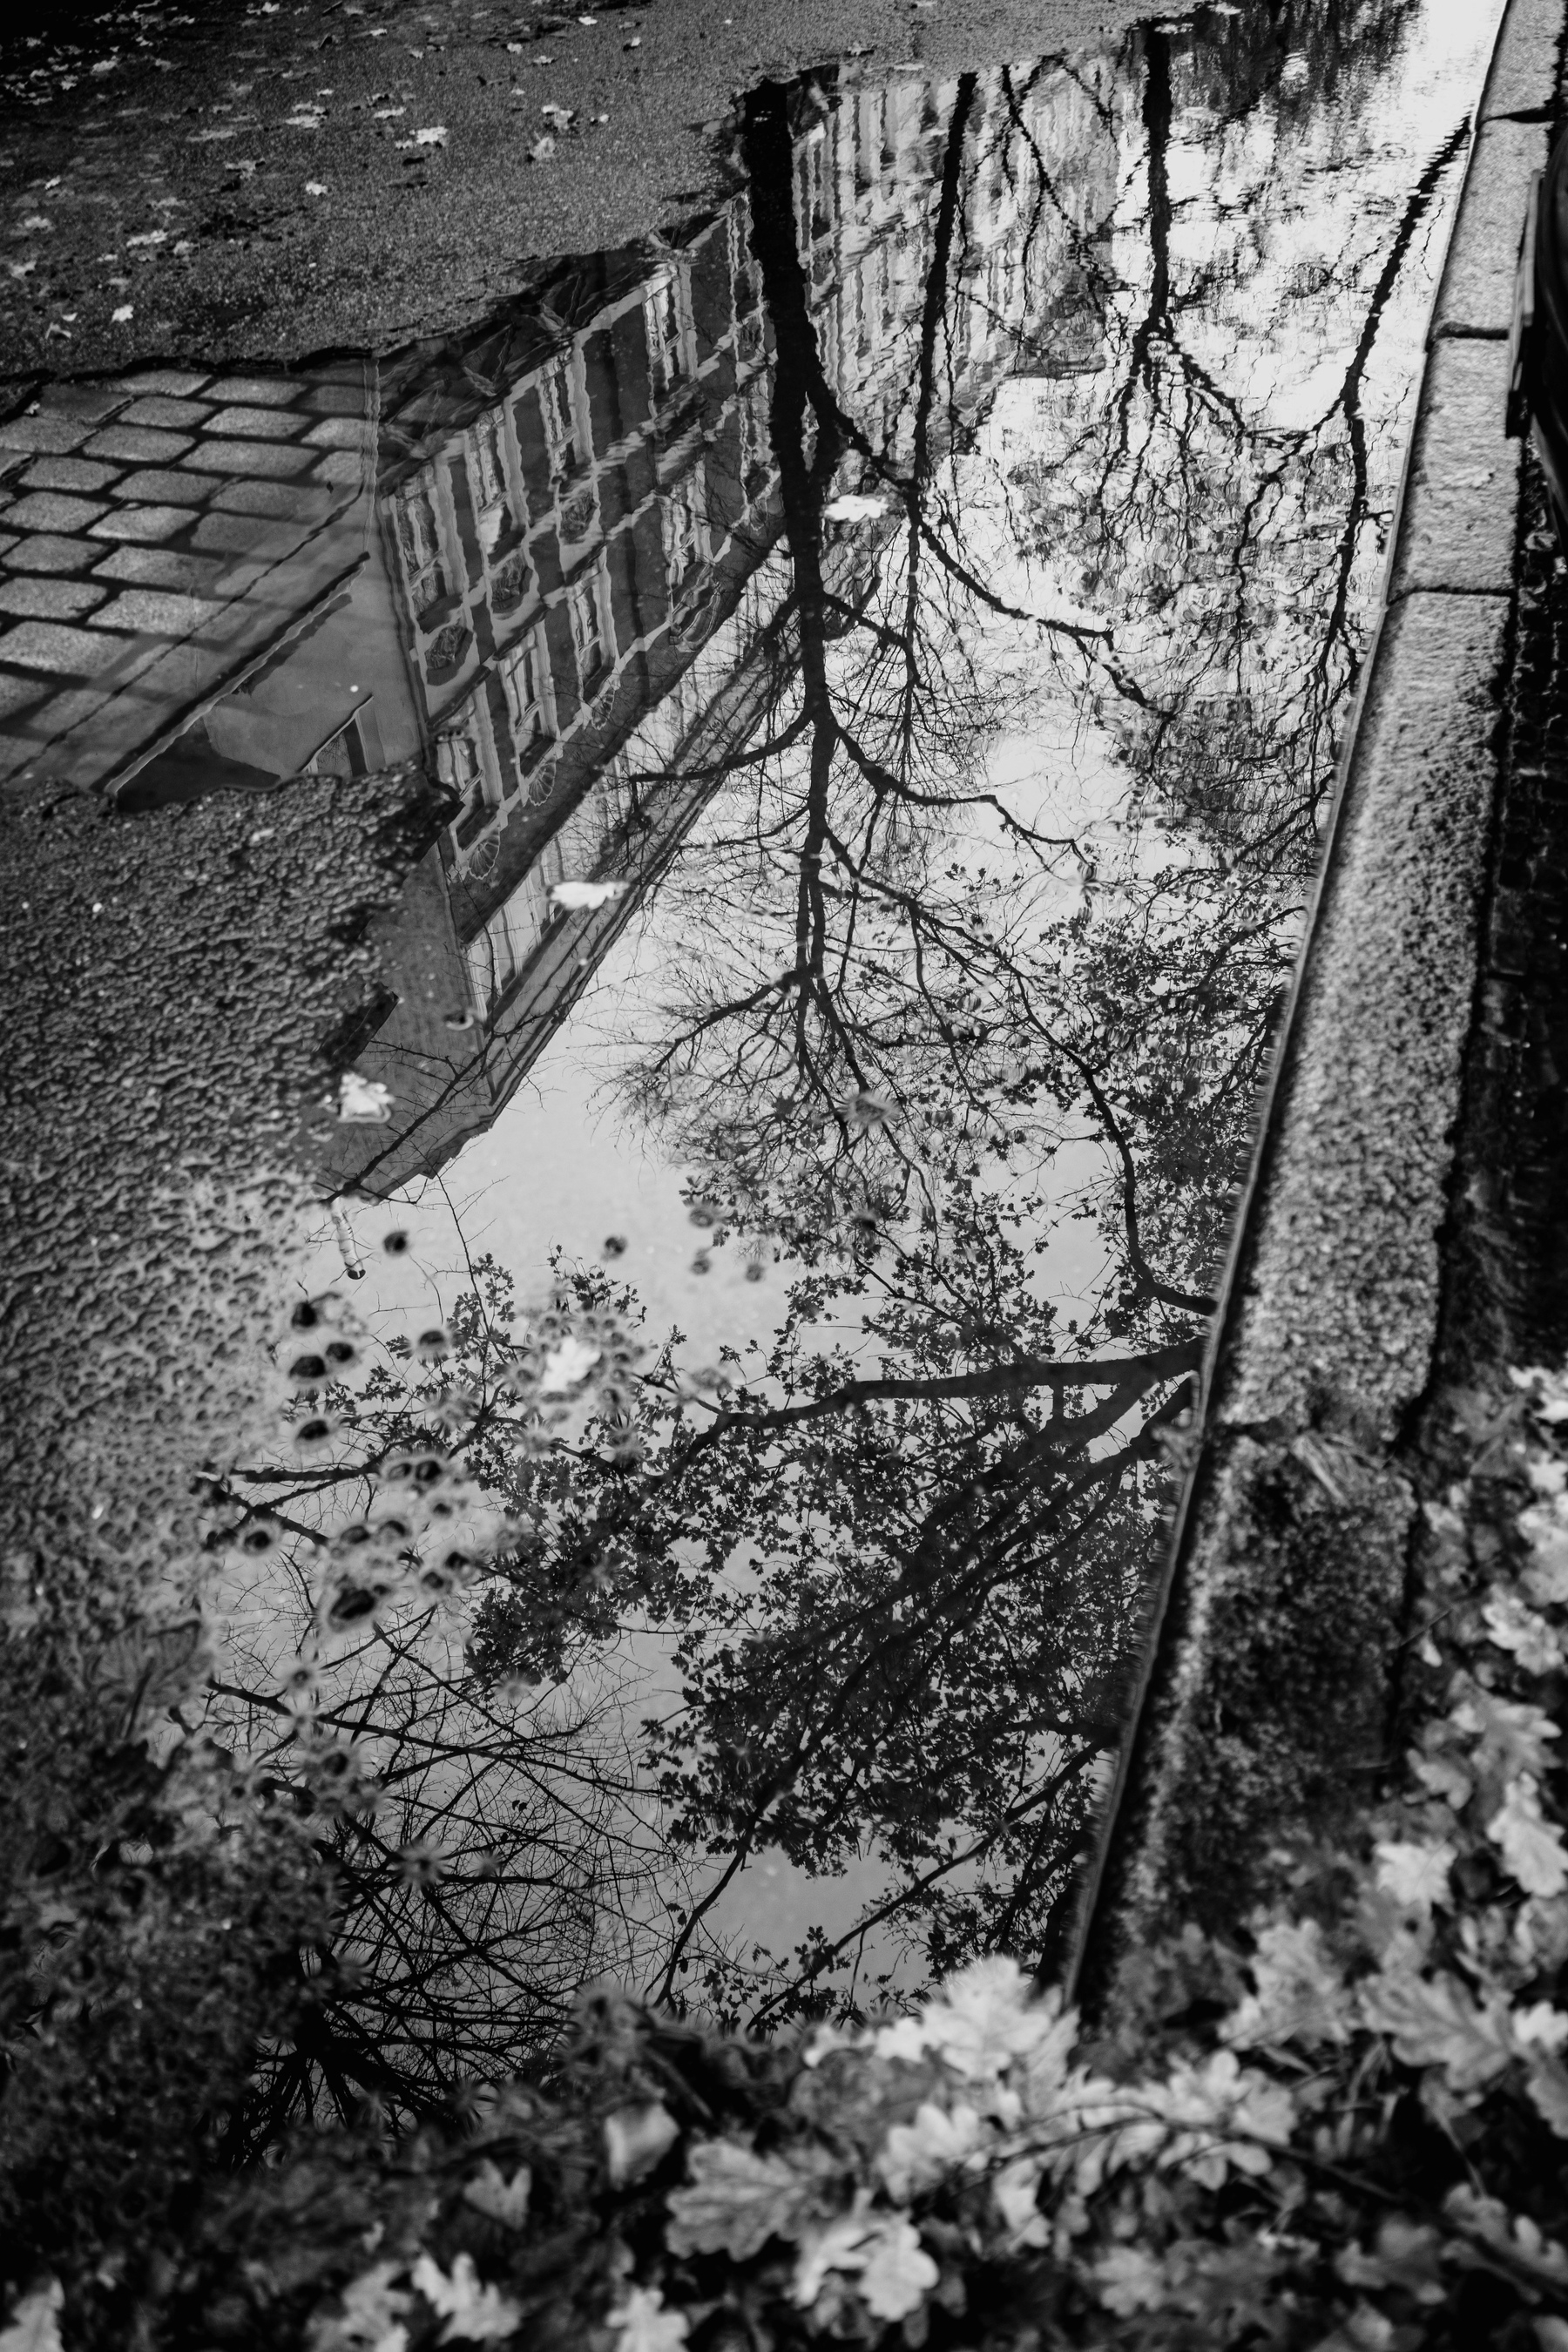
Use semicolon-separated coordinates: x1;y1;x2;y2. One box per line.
328;59;1120;1196
0;54;1119;1191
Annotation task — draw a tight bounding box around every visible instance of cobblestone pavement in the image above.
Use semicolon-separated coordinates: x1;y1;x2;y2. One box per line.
0;364;373;788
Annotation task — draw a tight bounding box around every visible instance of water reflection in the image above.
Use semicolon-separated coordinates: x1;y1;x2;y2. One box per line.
0;0;1491;2131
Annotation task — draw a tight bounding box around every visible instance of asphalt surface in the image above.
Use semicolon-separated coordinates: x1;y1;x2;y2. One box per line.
1;0;1149;378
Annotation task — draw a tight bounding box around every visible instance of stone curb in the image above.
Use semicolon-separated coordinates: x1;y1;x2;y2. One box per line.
1068;0;1565;2018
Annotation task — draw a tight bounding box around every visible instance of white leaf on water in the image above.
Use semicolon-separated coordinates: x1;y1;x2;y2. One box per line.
338;1072;393;1125
822;492;887;524
112;305;133;322
529;135;556;162
414;124;449;145
125;228;167;247
538;1335;602;1393
305;181;328;195
549;877;627;911
541;101;572;128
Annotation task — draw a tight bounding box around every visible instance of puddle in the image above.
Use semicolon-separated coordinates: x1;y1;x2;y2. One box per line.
1;0;1498;2116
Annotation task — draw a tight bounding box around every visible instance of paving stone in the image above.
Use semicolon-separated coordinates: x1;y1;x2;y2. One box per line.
303;382;370;416
0;576;110;621
205;403;310;442
0;412;92;456
87;505;190;544
89;586;220;639
0;672;48;720
117;396;215;430
0;490;108;534
112;466;219;508
5;533;101;575
92;543;230;593
22;456;123;495
0;618;132;676
84;423;196;465
309;449;368;487
193;510;281;553
201;375;304;407
185;436;317;480
306;416;371;450
120;368;211;396
6;683;117;752
210;476;332;518
36;383;130;422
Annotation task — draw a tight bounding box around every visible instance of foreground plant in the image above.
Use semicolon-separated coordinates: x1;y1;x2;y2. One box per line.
7;1360;1567;2352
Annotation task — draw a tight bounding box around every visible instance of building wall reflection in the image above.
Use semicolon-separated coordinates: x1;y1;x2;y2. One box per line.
331;57;1118;1196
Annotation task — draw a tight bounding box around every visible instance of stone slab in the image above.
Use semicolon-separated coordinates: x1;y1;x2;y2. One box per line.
1221;590;1510;1442
1480;0;1562;118
1432;117;1549;339
1387;336;1522;600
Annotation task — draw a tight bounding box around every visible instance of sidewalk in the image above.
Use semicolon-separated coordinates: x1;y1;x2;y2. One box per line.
1071;0;1568;2020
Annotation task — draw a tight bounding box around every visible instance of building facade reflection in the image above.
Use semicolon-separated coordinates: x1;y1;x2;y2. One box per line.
0;56;1118;1196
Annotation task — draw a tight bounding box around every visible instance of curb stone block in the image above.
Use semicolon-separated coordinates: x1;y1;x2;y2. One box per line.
1223;588;1511;1443
1480;0;1564;119
1432;117;1550;338
1387;336;1522;599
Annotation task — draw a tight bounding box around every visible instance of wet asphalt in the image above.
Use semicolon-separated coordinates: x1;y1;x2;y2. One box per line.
1;0;1147;378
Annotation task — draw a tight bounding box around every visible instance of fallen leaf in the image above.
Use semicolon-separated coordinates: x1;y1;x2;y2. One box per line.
604;2102;679;2186
410;2254;518;2344
1359;1968;1514;2092
463;2159;531;2226
607;2287;687;2352
1450;1686;1559;1780
1487;1775;1568;1896
414;124;448;145
1374;1839;1456;1916
667;2138;836;2261
1527;2051;1568;2139
112;304;133;322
